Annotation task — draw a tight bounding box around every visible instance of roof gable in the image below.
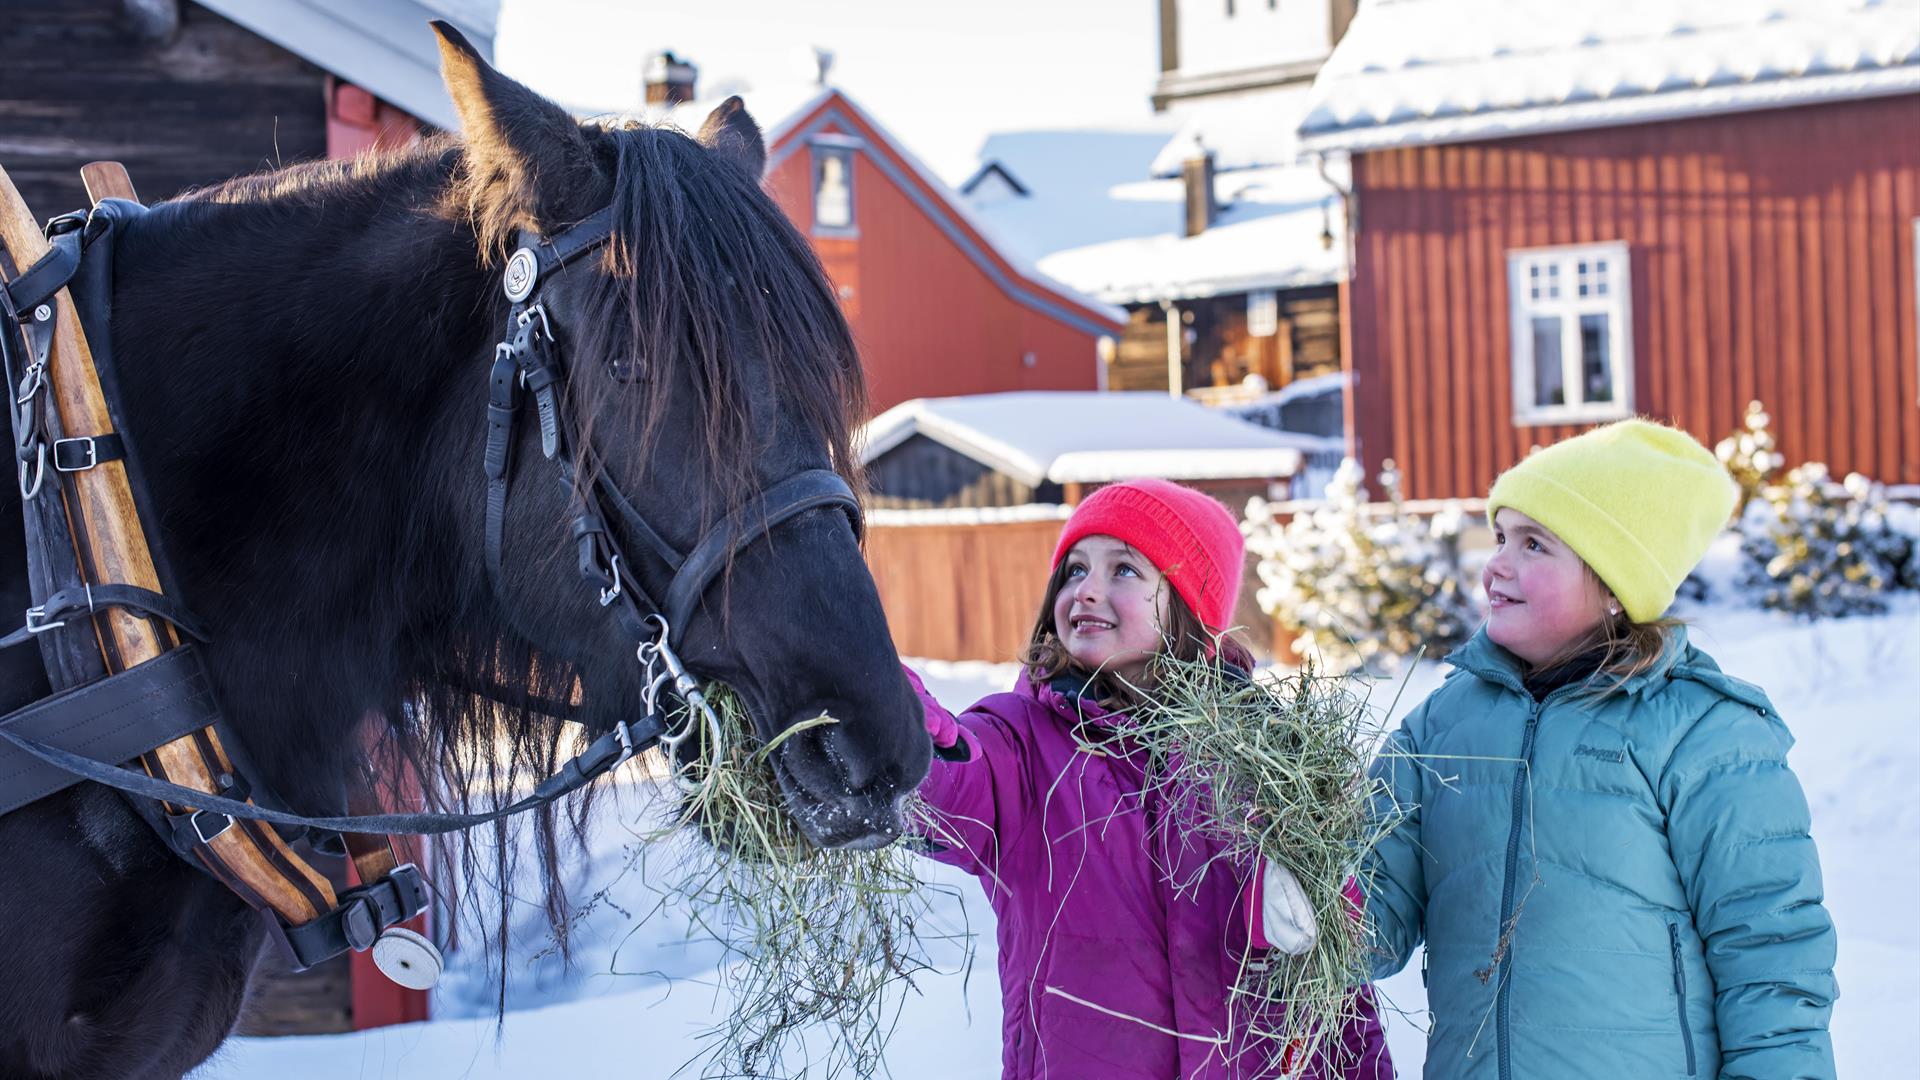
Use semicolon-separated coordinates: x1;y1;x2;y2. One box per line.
1301;0;1920;154
764;91;1125;336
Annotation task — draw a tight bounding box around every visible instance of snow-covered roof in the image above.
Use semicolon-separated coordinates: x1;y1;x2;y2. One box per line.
1150;84;1318;176
198;0;498;132
1300;0;1920;154
861;392;1323;486
959;126;1180;266
1034;161;1347;304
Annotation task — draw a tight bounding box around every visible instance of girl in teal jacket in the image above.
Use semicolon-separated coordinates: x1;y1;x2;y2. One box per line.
1364;420;1837;1079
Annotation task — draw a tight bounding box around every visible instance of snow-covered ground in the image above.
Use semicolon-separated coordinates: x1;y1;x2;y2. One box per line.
191;602;1919;1079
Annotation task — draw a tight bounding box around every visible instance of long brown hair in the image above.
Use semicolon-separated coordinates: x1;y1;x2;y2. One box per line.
1020;549;1254;713
1530;564;1685;702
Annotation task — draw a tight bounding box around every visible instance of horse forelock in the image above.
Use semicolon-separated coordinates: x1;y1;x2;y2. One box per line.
563;124;868;527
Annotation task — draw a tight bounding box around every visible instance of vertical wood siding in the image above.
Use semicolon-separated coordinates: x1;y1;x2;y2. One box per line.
1347;94;1920;499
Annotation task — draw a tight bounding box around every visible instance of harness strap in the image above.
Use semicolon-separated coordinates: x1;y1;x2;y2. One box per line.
0;581;209;650
662;469;863;636
0;229;82;317
0;645;219;816
0;707;665;838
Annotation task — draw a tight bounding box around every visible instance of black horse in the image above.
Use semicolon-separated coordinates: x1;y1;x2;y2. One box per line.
0;25;928;1079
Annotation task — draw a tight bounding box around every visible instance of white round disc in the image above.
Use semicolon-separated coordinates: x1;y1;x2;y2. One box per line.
371;926;443;990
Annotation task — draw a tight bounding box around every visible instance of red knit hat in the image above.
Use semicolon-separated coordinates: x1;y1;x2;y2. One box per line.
1051;478;1245;630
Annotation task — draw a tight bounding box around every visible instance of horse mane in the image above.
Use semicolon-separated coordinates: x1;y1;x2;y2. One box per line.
155;121;871;993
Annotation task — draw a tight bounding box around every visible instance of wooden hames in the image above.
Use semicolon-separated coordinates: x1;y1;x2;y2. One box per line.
0;162;409;949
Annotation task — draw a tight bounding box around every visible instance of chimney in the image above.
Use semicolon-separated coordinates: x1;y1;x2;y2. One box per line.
644;51;698;106
1182;144;1215;238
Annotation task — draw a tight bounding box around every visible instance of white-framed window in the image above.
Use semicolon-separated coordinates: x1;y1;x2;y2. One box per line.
1506;241;1633;425
811;141;858;235
1246;288;1278;337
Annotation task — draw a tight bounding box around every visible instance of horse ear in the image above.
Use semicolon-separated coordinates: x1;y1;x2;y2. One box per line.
697;96;766;179
431;20;609;230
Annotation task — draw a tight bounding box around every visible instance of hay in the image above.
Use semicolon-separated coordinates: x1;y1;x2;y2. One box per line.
1089;653;1406;1071
641;685;971;1078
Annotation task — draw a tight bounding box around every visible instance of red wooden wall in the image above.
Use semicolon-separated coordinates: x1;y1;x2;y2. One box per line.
764;98;1118;414
1346;93;1920;500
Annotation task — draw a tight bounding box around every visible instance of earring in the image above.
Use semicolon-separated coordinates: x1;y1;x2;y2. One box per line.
1607;602;1621;617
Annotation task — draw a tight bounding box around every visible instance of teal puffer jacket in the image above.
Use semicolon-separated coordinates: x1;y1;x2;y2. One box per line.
1365;628;1836;1080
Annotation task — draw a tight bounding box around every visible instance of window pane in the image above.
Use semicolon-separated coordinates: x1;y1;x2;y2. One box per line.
1545;264;1561;299
815;149;852;229
1580;313;1613;403
1531;315;1564;406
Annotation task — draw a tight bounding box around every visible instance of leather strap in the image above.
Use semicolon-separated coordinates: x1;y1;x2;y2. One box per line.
662;469;862;638
269;863;430;971
0;582;209;650
0;645;220;815
0;707;665;838
0;229;81;317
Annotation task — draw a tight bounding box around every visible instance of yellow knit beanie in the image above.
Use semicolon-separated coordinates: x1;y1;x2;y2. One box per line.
1486;419;1737;622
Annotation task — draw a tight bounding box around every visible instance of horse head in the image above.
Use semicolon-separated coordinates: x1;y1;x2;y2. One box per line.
429;24;929;848
0;22;928;1079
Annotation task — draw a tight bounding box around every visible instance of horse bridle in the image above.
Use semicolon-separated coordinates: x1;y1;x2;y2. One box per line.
482;206;864;788
0;198;868;970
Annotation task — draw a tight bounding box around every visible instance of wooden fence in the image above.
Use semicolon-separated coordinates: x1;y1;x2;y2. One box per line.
864;504;1282;663
864;507;1069;662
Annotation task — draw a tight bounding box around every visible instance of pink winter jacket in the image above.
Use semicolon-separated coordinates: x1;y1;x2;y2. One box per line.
913;671;1392;1080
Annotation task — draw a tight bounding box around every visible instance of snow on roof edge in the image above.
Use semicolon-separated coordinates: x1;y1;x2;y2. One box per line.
1301;63;1920;154
1047;448;1303;484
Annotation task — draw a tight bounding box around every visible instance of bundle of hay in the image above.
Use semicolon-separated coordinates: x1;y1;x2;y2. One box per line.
1100;655;1405;1071
644;686;969;1078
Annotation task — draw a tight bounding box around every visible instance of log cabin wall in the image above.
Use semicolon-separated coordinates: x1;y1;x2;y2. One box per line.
1346;93;1920;500
0;0;328;218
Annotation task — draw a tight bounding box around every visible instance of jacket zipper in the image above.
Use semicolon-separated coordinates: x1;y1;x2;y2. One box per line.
1669;922;1698;1076
1495;696;1544;1080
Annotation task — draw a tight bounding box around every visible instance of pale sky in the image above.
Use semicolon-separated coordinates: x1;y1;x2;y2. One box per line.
496;0;1163;184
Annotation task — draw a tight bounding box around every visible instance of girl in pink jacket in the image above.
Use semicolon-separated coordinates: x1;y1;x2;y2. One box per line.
910;479;1391;1080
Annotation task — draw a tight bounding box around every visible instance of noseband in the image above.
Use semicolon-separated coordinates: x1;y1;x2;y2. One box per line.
482;207;863;786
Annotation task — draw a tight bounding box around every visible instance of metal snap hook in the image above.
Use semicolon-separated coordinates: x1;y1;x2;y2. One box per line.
597;554;622;606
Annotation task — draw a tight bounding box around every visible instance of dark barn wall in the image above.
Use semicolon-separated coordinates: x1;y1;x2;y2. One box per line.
1347;93;1920;499
0;0;328;217
866;433;1061;509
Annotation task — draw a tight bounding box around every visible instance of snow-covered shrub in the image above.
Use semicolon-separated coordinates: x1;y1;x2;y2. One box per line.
1244;459;1478;674
1715;400;1783;516
1738;464;1913;618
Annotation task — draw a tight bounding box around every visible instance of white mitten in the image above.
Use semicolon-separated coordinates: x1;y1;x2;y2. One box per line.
1261;859;1320;957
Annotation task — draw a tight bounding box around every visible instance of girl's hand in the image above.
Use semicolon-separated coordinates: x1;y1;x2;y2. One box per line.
1261;859;1320;956
901;664;970;762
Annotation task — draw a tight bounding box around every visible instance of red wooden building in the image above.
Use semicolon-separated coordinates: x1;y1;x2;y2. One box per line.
720;86;1125;412
1299;0;1920;500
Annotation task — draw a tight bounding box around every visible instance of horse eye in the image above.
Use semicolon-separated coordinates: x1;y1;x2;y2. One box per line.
607;356;644;383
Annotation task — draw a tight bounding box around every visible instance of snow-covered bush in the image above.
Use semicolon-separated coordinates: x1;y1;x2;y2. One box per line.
1738;464;1913;618
1715;400;1783;517
1244;459;1479;674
